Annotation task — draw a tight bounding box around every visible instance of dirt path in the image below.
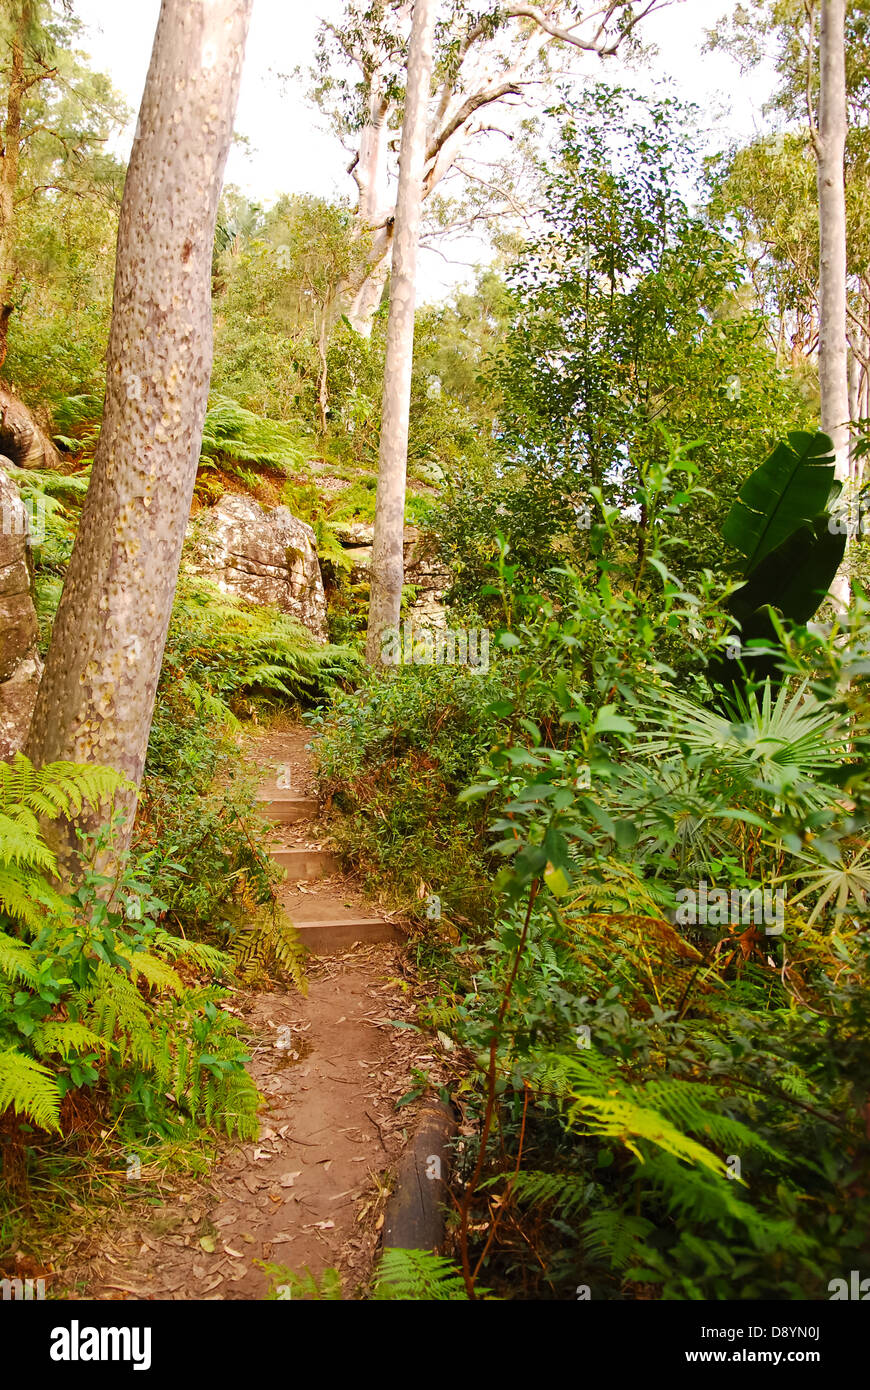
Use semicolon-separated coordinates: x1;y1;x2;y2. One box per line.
59;725;442;1301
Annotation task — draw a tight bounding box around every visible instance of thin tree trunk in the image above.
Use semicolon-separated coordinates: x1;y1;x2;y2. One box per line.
25;0;252;849
813;0;850;606
344;248;391;335
365;0;437;666
815;0;849;468
0;13;26;369
316;307;330;436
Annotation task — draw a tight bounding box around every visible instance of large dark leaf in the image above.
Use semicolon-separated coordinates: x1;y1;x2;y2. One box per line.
722;430;839;573
729;517;846;626
709;519;846;693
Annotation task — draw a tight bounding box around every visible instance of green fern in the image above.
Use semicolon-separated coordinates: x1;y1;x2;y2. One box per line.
30;1021;105;1061
501;1169;591;1219
0;756;127;934
0;754;127;821
75;966;159;1070
372;1248;472;1301
199;396;306;477
0;1049;61;1132
0;931;39;985
233;903;307;990
256;1261;343;1300
128;951;184;996
581;1210;657;1272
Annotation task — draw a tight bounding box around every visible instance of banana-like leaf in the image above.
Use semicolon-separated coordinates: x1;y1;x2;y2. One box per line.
722;430;839;573
729;518;846;627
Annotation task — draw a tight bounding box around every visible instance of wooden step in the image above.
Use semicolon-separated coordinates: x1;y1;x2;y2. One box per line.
255;795;318;825
273;847;338;879
292;916;400;954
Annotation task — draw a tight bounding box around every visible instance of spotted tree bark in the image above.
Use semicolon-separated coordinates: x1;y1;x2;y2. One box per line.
25;0;252;845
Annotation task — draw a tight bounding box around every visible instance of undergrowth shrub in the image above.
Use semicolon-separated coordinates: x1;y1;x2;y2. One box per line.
0;757;259;1191
314;443;870;1299
311;662;525;931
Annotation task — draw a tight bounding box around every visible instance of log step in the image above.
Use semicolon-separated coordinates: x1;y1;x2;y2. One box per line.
256;795;318;825
292;916;400;954
273;847;338;879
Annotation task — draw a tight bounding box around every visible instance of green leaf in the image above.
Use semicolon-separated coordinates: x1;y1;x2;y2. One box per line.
729;518;846;628
544;864;572;898
721;430;837;573
593;705;636;736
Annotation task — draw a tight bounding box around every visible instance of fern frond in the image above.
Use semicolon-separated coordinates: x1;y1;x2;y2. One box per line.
503;1169;592;1219
0;1048;61;1131
149;928;231;975
373;1249;472;1301
77;967;158;1068
233;905;307;991
0;931;38;985
0;866;70;929
128;952;184;996
581;1209;657;1272
31;1021;105;1060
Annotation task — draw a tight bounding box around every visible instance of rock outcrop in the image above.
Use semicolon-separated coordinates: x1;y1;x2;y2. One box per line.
0;387;62;471
0;466;42;759
186;493;328;640
330;521;448;624
403;526;449;627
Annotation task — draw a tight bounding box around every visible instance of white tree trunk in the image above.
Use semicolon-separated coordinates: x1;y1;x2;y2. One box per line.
365;0;436;666
332;2;670;336
814;0;850;608
816;0;850;471
26;0;252;845
345;249;391;335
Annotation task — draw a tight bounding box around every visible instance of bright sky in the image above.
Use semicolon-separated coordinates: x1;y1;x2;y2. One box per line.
72;0;777;302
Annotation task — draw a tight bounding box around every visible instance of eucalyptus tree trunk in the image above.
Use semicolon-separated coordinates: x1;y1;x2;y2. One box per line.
0;5;29;367
26;0;252;846
813;0;850;606
815;0;849;473
365;0;436;667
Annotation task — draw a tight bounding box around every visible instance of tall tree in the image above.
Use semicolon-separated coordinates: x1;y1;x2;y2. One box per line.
435;86;810;602
0;0;45;366
0;1;125;369
25;0;252;851
366;0;437;665
709;0;863;459
314;0;676;334
812;0;850;475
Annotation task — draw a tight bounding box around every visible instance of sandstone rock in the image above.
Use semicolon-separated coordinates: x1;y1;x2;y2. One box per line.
332;520;374;546
404;527;448;627
185;493;328;640
344;545;372;584
0;653;42;762
0;468;43;759
334;524;448;621
0;387;62;470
